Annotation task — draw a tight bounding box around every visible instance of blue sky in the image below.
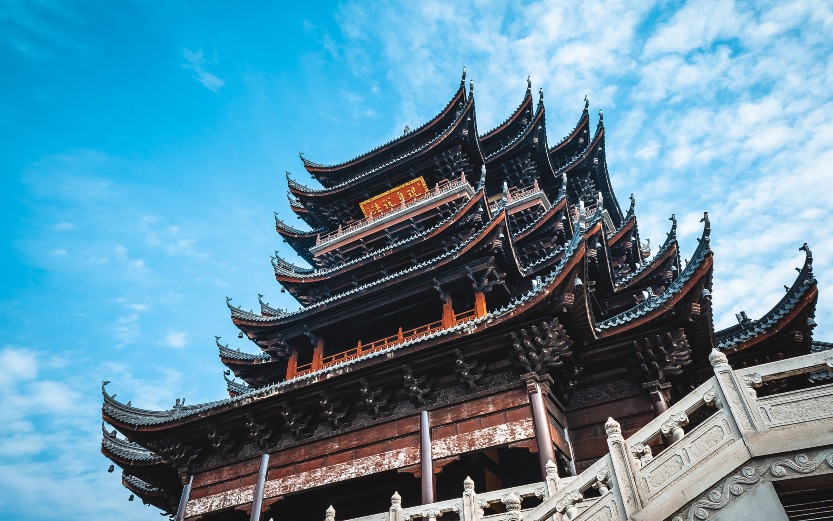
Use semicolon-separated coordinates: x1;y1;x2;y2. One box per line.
1;1;832;519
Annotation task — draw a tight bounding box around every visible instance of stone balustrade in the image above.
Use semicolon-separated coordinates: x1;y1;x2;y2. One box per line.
325;349;833;521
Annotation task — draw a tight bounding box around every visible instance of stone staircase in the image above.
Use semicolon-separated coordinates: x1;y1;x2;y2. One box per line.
327;349;833;521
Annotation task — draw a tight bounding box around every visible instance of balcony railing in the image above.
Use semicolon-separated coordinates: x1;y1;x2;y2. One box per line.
489;181;550;213
293;307;482;379
313;176;473;253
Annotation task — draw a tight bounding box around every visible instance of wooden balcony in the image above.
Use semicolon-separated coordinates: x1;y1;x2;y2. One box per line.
290;306;483;379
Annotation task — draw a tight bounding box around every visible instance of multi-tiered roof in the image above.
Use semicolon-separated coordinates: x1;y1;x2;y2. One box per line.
102;71;819;515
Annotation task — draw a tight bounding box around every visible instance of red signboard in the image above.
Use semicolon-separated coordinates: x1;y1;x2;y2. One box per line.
359;177;429;218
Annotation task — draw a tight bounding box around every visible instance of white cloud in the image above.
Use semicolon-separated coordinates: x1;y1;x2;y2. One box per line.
164;331;189;348
54;221;75;231
182;48;225;92
113;244;128;260
335;0;833;338
0;347;38;387
50;248;69;256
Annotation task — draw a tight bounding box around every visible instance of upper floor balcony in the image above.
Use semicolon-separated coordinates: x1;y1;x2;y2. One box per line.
311;175;475;256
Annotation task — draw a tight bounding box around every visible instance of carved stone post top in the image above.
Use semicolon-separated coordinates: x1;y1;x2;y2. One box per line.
391;491;402;509
325;505;336;521
463;476;475;493
503;492;521;512
742;372;763;387
708;348;729;368
545;459;558;478
556;491;583;513
630;442;653;457
605;417;622;437
660;412;690;435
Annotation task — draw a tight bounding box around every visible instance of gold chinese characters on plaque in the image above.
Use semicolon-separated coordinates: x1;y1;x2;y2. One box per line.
359;177;429;218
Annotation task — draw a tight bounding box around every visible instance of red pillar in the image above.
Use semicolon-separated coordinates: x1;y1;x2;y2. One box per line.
441;299;455;329
285;349;298;380
312;339;324;371
525;374;557;479
474;291;487;318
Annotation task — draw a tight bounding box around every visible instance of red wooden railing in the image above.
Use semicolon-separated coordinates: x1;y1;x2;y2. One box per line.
291;307;481;379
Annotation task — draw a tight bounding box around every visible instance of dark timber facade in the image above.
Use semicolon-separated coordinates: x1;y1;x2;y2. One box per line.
101;71;822;520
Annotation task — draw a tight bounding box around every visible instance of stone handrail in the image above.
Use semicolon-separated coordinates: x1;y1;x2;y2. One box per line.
323;349;833;521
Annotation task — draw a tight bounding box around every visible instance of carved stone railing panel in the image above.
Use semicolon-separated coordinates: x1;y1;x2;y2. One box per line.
525;455;614;521
625;378;718;453
572;491;618;521
757;384;833;427
638;410;735;498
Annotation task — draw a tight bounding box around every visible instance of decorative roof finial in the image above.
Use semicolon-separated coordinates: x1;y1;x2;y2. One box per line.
598;109;604;124
584;95;589;110
526;75;532;94
469;79;474;96
629;193;636;215
700;211;711;245
539;87;544;104
461;66;467;87
669;214;677;237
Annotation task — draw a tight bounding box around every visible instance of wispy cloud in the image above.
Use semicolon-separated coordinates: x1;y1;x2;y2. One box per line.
54;221;76;231
163;331;189;348
335;0;833;335
182;48;225;92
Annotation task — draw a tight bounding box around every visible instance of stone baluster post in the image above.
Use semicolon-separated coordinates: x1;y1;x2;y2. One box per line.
604;418;644;517
504;492;522;521
708;349;768;440
556;492;583;520
461;476;480;521
388;492;403;521
660;413;689;443
325;505;336;521
544;460;562;496
592;469;611;495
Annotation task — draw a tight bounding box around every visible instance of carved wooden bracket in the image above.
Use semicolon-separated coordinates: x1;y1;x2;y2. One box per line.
359;377;393;419
454;348;485;391
245;412;278;450
403;365;435;406
320;390;352;430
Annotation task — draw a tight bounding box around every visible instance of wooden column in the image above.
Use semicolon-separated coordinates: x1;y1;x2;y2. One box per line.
286;349;298;380
524;374;557;479
441;300;455;329
419;410;435;504
474;291;487;318
175;474;193;521
250;453;270;521
312;339;324;371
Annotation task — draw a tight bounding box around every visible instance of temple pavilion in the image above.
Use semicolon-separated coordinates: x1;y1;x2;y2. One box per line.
101;70;821;520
